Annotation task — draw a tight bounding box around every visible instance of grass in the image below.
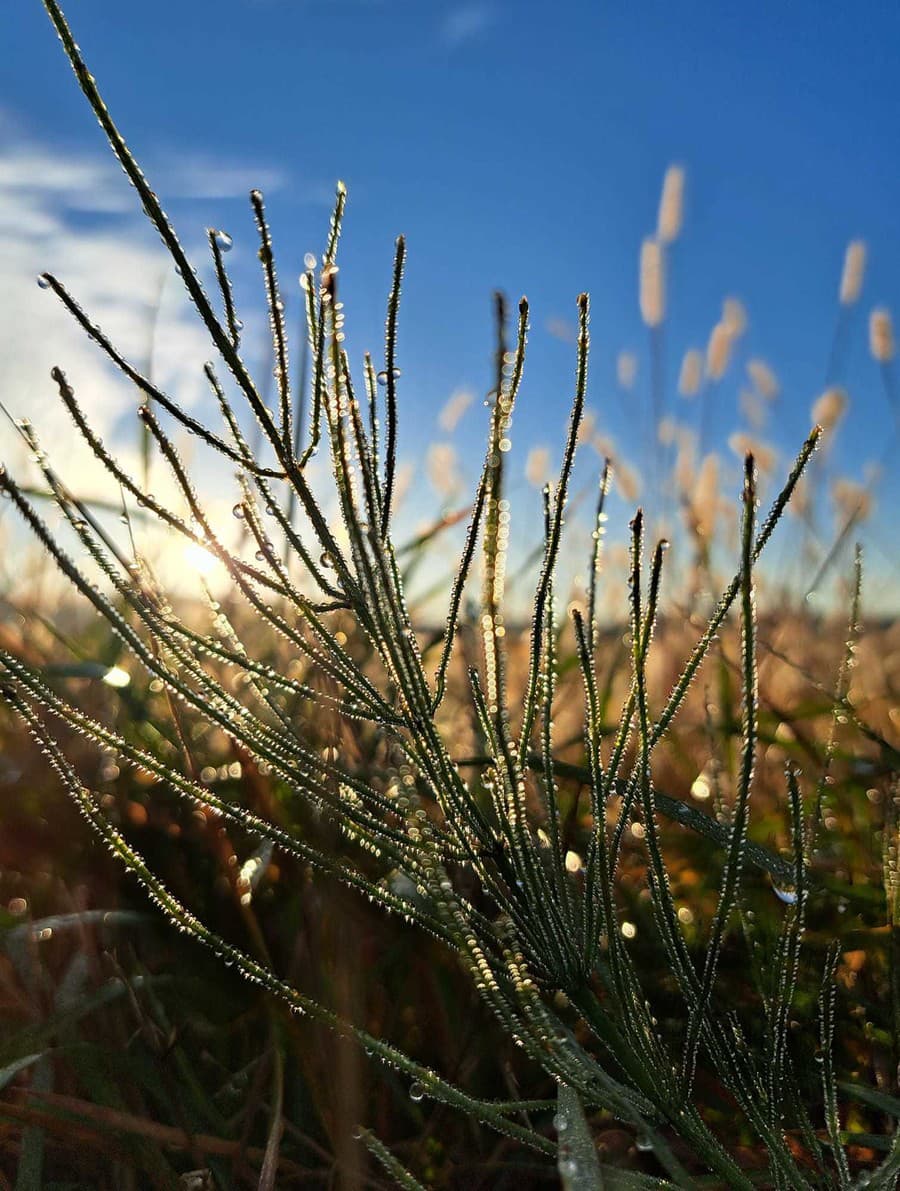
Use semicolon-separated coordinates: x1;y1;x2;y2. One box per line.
0;2;898;1187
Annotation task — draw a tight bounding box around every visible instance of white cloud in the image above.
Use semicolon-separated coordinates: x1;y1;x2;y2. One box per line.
0;109;291;214
439;4;496;49
0;113;300;505
159;157;287;203
0;114;360;605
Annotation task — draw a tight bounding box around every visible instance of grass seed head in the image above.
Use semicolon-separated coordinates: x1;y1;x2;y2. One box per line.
869;307;895;362
839;239;867;305
747;358;779;400
657;164;685;244
678;347;703;397
617;349;638;389
811;387;848;433
705;321;733;381
639;237;665;328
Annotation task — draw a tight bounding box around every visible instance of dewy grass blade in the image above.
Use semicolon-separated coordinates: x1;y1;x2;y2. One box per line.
207;227;242;350
250;189;292;455
682;456;758;1096
357;1127;428;1191
819;943;852;1188
519;294;587;766
588;457;612;654
379;235;405;540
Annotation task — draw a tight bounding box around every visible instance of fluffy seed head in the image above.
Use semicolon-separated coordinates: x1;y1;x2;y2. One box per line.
639;238;665;328
426;442;460;497
693;453;720;539
722;297;747;339
657;165;685;245
438;388;473;432
616;462;641;503
617;350;638;389
545;316;576;344
705;322;733;381
747;358;779;400
576;408;597;446
678;348;703;397
728;432;776;474
740;389;767;430
674;434;696;493
657;416;679;446
869;308;894;362
525;445;550;488
832;478;873;524
811;387;848;432
839;240;866;306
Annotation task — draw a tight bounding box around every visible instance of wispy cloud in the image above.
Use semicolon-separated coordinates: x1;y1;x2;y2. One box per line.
0;112;293;508
0;110;290;214
439;4;497;50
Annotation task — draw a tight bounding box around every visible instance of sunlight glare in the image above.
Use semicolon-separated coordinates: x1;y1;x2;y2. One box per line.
183;542;220;576
102;666;131;689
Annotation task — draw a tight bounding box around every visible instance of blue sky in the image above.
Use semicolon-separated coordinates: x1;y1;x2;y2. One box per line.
2;0;899;611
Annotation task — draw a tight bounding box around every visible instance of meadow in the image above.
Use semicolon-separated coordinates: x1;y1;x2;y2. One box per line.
0;3;898;1188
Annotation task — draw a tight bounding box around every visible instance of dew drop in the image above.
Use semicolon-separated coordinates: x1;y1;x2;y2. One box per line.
36;274;52;290
304;252;317;270
772;885;798;905
635;1134;653;1152
232;504;246;520
214;229;233;252
409;1081;426;1102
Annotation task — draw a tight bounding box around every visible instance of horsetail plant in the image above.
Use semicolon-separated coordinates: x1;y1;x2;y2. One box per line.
2;1;898;1186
